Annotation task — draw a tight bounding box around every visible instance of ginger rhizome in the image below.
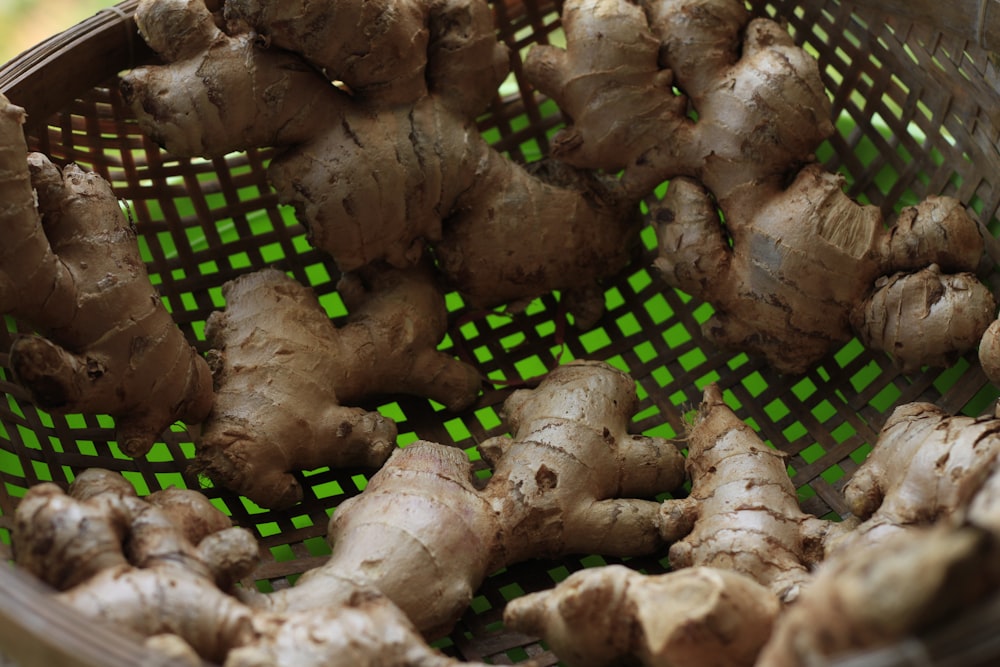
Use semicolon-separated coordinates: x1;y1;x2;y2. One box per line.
756;523;1000;667
244;360;685;639
828;401;1000;553
120;0;642;327
14;469;490;667
16;361;681;665
528;0;994;373
659;383;836;603
196;265;482;509
504;564;780;667
0;93;213;457
13;469;260;663
978;319;1000;385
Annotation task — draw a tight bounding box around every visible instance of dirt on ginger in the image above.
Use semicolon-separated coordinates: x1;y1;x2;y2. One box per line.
528;0;995;373
0;93;214;457
120;0;643;328
504;564;780;667
196;264;483;509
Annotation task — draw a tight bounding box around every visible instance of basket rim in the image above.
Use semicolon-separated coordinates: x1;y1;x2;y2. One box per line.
843;0;1000;50
0;6;203;665
0;0;154;131
0;562;197;667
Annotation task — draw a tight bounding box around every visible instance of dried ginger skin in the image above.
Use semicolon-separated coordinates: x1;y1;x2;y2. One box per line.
424;0;514;117
224;0;434;106
661;384;831;603
196;266;481;509
331;264;484;410
13;480;132;591
433;156;642;327
504;564;780;667
226;0;511;115
196;268;395;510
881;195;988;273
525;0;833;201
14;470;487;667
261;441;499;639
0;94;213;457
123;0;445;273
523;0;687;173
15;364;675;665
655;167;885;375
124;0;335;157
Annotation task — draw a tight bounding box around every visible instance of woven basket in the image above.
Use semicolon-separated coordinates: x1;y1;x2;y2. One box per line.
2;1;1000;665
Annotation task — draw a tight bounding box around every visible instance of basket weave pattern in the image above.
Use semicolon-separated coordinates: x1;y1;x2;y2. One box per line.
2;0;1000;665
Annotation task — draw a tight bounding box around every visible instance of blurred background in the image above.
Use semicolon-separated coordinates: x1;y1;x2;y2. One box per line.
0;0;120;64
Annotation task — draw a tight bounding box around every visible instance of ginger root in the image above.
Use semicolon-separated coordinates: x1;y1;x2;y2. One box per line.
13;469;259;664
756;522;1000;667
226;592;498;667
0;93;213;456
504;564;780;667
247;360;686;638
196;265;482;509
121;0;641;327
16;362;677;665
829;401;1000;553
660;383;836;602
528;0;994;373
14;469;491;667
977;319;1000;385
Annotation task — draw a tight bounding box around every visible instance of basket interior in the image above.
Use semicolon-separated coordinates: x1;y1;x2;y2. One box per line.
3;0;1000;664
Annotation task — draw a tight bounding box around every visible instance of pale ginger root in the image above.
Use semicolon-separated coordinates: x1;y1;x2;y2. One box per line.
17;363;680;664
121;0;642;327
755;522;1000;667
660;383;838;602
13;469;260;664
527;0;994;372
195;264;482;509
14;470;496;667
852;263;996;372
245;360;686;639
503;564;780;667
0;94;213;456
481;359;687;561
829;401;1000;553
226;590;498;667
